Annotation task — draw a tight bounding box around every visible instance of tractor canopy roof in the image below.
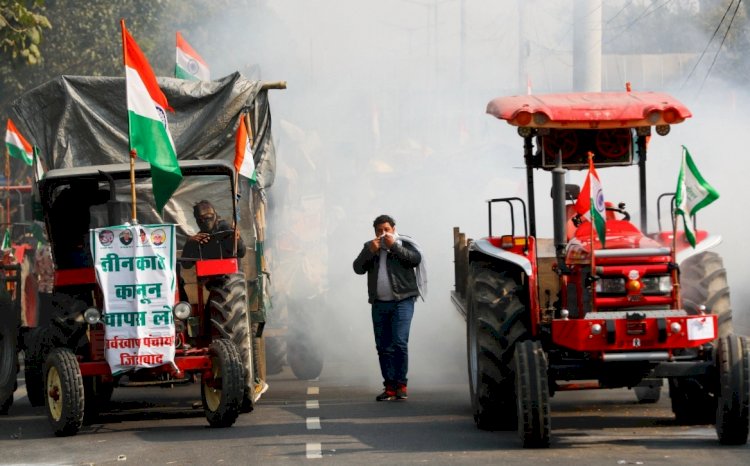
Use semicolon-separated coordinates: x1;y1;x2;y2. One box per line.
487;91;691;129
40;160;242;258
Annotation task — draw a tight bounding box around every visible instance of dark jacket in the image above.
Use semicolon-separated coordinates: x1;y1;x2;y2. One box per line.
181;219;246;268
353;239;421;304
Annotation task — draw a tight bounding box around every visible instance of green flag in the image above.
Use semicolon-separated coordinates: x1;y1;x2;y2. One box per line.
675;146;719;247
1;228;11;250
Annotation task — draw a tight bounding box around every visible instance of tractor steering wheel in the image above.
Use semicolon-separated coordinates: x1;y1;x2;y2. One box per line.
606;205;630;221
209;229;234;240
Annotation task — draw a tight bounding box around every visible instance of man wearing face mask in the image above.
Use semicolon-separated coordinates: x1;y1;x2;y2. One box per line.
181;200;246;267
353;214;426;402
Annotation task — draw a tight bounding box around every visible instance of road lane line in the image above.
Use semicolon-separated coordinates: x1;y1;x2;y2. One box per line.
306;417;321;430
306;442;322;458
307;386;319;395
306;400;319;409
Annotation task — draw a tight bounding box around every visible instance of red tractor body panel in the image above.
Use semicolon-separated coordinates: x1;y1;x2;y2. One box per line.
551;313;717;353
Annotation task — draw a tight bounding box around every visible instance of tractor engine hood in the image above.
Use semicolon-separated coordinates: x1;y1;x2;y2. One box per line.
565;219;662;261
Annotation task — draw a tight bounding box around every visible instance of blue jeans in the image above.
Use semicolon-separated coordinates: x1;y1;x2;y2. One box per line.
372;298;415;387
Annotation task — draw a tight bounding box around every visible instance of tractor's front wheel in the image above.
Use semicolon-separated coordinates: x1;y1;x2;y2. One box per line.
669;376;716;425
715;335;749;445
44;348;84;437
467;265;529;430
202;339;243;428
207;273;255;413
514;340;551;448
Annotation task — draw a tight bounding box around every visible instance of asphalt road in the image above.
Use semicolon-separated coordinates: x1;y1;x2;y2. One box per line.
1;357;748;466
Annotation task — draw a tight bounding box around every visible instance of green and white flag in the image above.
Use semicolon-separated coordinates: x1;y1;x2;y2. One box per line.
5;118;33;166
675;146;719;247
1;228;11;250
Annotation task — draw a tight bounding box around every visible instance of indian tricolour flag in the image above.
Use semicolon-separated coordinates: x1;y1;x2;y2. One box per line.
175;32;210;81
575;154;607;247
234;113;257;184
675;145;719;247
122;21;182;214
5;118;33;166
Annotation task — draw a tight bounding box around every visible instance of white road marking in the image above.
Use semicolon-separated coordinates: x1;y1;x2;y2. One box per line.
306;400;319;409
307;386;319;395
306;442;322;459
306;417;321;430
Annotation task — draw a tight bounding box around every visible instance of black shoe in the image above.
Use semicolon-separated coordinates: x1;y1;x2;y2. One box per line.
376;389;396;401
395;384;408;400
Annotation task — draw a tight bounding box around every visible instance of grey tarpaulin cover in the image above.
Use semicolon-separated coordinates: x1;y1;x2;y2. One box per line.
11;72;275;189
10;72;276;242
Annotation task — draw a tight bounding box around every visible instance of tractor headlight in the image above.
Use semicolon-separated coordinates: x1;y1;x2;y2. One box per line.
83;307;101;325
595;277;626;295
642;276;672;295
173;301;192;320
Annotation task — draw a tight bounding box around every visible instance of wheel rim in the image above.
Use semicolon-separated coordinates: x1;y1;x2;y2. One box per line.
47;366;63;421
203;355;222;411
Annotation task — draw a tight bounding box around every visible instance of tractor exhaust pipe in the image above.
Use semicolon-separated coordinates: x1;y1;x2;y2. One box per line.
552;151;567;263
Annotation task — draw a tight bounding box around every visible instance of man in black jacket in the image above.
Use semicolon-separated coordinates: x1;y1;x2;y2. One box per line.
353;214;421;401
181;200;246;265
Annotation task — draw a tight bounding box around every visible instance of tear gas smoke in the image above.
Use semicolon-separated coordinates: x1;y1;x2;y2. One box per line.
196;0;749;388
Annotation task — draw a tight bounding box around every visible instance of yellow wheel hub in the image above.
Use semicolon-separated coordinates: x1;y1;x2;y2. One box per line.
203;356;222;411
46;366;63;421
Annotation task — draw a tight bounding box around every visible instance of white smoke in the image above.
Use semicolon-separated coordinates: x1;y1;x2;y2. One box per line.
195;0;749;387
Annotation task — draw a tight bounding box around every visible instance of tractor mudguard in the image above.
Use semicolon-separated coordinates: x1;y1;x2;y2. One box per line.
675;234;722;264
470;238;532;276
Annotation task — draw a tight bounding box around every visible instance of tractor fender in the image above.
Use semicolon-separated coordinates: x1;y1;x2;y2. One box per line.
676;234;722;265
469;238;531;276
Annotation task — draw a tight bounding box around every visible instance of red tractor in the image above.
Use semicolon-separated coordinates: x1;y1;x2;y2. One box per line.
21;160;256;436
452;91;749;447
0;184;43;414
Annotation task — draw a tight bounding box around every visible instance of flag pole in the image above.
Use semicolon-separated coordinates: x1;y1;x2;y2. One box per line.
588;152;596;312
121;19;138;224
130;149;138;223
5;148;10;225
671;204;681;310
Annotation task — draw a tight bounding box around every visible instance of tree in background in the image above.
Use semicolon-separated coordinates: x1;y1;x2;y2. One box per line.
0;0;50;65
0;0;238;135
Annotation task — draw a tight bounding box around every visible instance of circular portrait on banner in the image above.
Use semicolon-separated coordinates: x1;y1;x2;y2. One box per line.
98;229;114;246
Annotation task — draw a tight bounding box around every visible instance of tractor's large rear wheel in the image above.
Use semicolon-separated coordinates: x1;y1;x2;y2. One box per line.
0;289;19;415
681;251;733;338
207;273;254;413
634;378;662;404
675;251;731;425
23;327;49;407
715;335;749;445
82;376;114;423
44;347;84;437
263;336;286;375
287;299;324;381
202;339;243;428
514;340;550;448
467;265;529;430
